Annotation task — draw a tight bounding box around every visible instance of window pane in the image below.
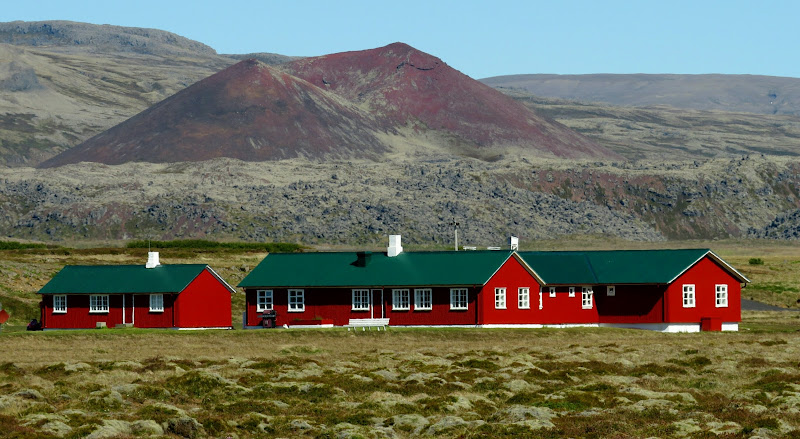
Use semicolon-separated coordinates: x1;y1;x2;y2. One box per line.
393;289;409;310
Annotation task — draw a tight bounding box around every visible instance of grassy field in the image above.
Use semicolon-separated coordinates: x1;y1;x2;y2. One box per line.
1;240;799;438
1;315;800;438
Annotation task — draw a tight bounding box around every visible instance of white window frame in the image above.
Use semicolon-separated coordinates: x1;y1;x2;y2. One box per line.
149;294;164;313
53;295;67;313
715;284;728;308
89;294;109;313
518;287;530;309
256;290;273;312
414;288;432;311
450;288;469;310
392;289;410;311
288;289;305;312
352;289;370;311
549;287;556;298
607;286;616;297
569;287;576;297
581;287;593;309
495;287;506;309
682;284;695;308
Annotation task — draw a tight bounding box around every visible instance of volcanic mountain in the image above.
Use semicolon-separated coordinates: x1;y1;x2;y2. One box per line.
40;43;615;167
282;43;612;158
39;59;385;167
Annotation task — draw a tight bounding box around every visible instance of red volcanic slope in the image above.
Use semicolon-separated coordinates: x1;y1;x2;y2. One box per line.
40;43;616;167
283;42;614;159
39;59;386;167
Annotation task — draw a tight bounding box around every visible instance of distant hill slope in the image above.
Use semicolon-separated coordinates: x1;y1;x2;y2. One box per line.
0;20;217;56
481;74;800;116
40;43;616;167
0;21;240;166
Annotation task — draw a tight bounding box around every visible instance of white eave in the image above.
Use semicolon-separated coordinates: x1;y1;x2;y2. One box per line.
667;250;751;285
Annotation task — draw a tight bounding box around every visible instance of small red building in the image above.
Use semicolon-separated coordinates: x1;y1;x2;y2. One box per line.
38;252;234;330
239;236;748;332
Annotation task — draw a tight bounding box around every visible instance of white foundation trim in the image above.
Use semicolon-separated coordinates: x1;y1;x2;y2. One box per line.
599;323;700;333
174;327;233;330
287;324;335;329
721;322;739;332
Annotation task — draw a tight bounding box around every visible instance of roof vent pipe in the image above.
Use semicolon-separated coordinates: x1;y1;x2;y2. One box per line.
509;236;519;251
146;251;160;268
388;234;403;257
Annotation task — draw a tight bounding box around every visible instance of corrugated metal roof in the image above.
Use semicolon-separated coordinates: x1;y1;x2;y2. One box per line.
517;249;749;285
238;251;514;288
38;264;212;294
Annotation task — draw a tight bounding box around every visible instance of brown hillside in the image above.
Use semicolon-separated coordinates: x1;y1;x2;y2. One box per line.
283;43;616;159
39;59;386;167
39;43;617;167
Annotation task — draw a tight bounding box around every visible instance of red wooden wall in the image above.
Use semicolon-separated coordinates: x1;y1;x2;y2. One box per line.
245;286;480;327
664;256;741;324
129;294;175;328
174;269;233;328
41;294;125;329
479;256;542;324
595;285;665;324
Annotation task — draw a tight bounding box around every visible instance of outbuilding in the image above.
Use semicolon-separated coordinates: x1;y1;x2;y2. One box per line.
38;252;235;330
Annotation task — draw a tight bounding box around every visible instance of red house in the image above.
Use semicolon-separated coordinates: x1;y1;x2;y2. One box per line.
239;236;748;332
38;252;235;330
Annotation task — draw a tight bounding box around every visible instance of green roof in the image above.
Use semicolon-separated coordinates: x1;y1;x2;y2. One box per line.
238;248;749;289
38;264;225;295
238;251;513;288
517;249;749;285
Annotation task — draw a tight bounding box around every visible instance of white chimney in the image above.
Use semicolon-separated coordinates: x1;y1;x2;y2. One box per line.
146;251;161;268
387;234;403;257
509;236;519;251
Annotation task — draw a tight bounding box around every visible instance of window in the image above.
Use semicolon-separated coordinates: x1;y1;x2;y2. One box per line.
53;295;67;313
607;286;616;297
715;284;728;308
392;289;410;311
518;287;530;309
682;284;695;308
569;287;576;297
495;287;506;309
414;289;432;311
89;295;109;313
352;289;370;311
581;287;593;309
549;287;556;298
450;288;468;310
256;290;273;312
149;294;164;312
288;289;304;312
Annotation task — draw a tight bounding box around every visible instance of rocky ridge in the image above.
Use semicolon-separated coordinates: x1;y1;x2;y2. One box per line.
3;154;800;244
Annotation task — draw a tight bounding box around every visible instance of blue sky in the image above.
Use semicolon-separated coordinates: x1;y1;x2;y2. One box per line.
4;0;799;79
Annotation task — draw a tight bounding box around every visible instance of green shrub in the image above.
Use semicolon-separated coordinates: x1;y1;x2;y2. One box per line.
749;258;765;265
0;241;48;250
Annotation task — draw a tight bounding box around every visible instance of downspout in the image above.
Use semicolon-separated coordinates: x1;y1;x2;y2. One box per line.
172;294;176;328
122;294;126;325
132;295;135;326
